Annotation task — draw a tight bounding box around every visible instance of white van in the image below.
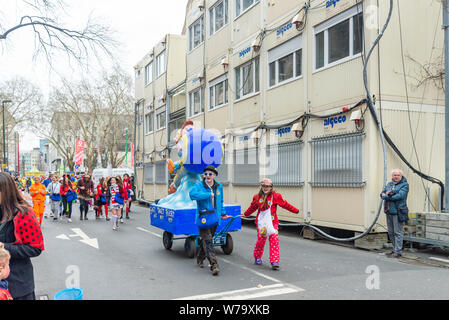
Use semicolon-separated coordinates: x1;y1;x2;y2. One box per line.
92;168;134;185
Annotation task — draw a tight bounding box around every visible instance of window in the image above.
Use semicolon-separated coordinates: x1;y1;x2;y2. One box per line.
268;36;303;88
144;62;153;85
235;57;259;100
156;51;166;77
209;74;228;110
266;141;302;186
235;0;259;18
210;0;228;35
145;112;154;134
189;16;204;51
314;6;363;70
311;133;364;187
188;87;204;117
156;107;166;130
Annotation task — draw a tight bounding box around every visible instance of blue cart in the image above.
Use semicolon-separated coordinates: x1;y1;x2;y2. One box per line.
150;204;241;258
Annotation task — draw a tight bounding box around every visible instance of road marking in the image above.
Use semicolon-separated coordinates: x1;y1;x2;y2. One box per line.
220;258;281;283
429;257;449;264
56;228;99;249
174;283;303;300
137;227;162;238
56;234;70;240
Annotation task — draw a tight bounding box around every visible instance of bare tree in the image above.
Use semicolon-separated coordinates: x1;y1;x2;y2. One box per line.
33;66;134;172
0;0;118;69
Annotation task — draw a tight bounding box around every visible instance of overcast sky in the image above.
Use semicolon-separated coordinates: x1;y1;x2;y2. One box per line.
0;0;187;152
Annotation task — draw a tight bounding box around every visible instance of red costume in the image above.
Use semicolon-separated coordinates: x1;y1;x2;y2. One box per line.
95;184;108;218
12;209;45;251
243;192;298;263
0;287;13;300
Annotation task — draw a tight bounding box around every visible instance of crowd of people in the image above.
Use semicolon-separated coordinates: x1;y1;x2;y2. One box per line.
13;172;136;230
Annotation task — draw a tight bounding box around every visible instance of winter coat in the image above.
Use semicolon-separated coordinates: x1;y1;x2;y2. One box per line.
60;184;73;196
189;179;226;226
243;192;299;227
0;208;44;299
380;176;409;215
77;179;94;201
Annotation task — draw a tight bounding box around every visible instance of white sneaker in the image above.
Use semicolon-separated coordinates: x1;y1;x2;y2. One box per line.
120;219;124;223
68;218;72;223
113;225;117;230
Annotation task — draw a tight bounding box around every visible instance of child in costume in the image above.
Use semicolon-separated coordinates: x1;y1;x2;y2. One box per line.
29;176;47;225
242;178;299;270
0;243;13;300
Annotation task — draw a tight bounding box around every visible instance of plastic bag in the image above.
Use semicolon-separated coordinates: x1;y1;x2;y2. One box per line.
258;207;277;237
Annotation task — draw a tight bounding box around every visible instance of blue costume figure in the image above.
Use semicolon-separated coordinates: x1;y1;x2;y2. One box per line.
157;123;223;210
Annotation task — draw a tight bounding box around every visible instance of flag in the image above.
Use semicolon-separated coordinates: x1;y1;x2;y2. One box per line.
75;139;85;166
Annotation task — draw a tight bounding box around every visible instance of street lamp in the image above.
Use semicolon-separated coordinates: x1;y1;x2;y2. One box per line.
2;99;12;172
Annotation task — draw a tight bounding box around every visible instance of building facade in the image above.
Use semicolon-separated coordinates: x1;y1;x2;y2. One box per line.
134;34;187;201
134;0;445;234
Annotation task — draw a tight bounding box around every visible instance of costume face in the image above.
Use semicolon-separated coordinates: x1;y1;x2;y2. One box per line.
204;171;216;184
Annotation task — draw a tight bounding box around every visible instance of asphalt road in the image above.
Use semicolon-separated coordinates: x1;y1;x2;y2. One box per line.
31;202;449;300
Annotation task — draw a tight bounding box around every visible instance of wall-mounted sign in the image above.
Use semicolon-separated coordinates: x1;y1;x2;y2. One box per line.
275;126;291;137
277;23;294;37
324;115;347;128
326;0;340;8
239;47;251;58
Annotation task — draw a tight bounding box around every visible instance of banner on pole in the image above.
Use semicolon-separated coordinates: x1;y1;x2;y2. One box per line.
75;139;85;166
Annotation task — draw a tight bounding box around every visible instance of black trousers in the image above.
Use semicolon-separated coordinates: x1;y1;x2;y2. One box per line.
197;225;218;268
62;196;73;218
79;199;90;217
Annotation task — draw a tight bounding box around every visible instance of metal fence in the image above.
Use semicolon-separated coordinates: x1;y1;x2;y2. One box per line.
144;163;154;184
155;161;166;184
266;141;303;186
310;132;364;187
217;149;230;185
233;147;260;186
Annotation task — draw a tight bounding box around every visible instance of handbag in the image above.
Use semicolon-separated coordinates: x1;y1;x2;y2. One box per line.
51;193;61;201
196;209;219;229
66;190;77;202
100;195;107;205
114;192;124;205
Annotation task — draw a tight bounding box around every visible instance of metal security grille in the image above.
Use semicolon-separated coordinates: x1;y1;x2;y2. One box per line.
155;161;166;184
144;163;154;184
217;149;229;185
266;141;303;186
233;147;260;185
311;132;364;187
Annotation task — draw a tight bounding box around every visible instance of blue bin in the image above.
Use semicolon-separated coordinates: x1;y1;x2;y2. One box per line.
54;287;83;300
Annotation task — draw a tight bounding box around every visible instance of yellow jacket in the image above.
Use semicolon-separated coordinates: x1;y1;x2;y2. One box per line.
29;183;47;202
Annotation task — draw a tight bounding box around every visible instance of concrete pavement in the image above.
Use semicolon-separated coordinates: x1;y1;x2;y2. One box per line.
31;203;449;300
